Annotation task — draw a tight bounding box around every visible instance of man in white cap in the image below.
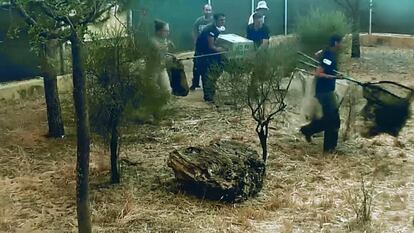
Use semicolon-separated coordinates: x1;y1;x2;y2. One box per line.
248;1;269;25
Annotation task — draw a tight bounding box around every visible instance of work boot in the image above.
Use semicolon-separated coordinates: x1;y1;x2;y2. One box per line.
190;85;201;91
300;127;312;143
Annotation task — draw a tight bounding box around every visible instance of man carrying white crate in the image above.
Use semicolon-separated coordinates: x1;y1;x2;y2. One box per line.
246;12;270;50
194;13;227;103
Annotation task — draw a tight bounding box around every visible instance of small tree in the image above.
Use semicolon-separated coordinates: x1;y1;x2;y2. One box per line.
3;0;65;138
296;9;350;57
3;1;132;232
334;0;362;58
216;42;298;163
87;28;169;184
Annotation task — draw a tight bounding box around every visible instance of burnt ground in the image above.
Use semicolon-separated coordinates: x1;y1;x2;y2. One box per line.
0;46;414;233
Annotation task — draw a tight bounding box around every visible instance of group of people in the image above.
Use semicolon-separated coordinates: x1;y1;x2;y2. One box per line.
190;2;271;102
151;1;272;101
151;1;344;153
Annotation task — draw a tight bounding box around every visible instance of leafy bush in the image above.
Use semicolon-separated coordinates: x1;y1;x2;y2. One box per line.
86;27;169;183
296;9;350;56
216;41;299;162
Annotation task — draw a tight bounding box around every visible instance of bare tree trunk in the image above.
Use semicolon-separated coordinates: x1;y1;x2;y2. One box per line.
257;123;269;163
70;33;92;233
110;123;120;183
351;20;361;58
59;42;65;75
351;3;361;58
40;44;65;138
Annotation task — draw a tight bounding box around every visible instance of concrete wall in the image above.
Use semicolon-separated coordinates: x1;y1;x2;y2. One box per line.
0;75;72;101
360;33;414;49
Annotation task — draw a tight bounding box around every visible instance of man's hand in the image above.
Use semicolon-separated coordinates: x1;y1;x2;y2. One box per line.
336;73;345;79
217;46;227;52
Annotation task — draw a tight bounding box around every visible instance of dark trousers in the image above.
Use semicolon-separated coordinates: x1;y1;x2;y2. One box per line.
301;92;340;152
191;57;201;88
197;57;223;102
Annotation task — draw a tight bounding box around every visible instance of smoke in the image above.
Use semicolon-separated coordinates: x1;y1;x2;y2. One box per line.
296;73;323;121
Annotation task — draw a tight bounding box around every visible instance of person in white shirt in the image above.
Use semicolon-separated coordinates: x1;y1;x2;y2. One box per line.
248;1;269;25
152;20;174;94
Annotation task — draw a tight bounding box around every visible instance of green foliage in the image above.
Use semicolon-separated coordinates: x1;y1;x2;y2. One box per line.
296;9;350;55
86;28;169;141
216;41;299;162
217;41;299;111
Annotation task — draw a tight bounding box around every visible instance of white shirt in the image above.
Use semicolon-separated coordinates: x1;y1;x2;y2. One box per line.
248;13;266;25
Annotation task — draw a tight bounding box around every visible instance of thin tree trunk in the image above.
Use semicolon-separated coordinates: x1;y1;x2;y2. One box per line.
40;44;65;138
110;123;120;183
70;33;92;233
351;28;361;58
257;124;268;163
351;12;361;58
59;42;65;75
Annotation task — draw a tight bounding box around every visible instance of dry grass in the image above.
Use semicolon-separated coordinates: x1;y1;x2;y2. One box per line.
0;47;414;232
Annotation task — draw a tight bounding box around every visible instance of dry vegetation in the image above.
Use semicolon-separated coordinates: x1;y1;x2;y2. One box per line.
1;46;414;233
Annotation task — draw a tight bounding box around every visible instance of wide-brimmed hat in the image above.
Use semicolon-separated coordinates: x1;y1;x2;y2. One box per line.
256;1;269;10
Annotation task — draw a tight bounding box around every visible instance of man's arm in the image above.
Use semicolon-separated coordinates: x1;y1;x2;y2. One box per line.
207;35;225;52
192;19;200;45
168;40;175;53
315;66;338;79
259;26;270;48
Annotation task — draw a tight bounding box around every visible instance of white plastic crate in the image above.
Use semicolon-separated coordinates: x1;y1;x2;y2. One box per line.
217;34;254;59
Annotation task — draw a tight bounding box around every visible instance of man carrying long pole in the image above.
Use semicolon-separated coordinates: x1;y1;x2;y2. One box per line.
194;13;226;103
300;35;343;153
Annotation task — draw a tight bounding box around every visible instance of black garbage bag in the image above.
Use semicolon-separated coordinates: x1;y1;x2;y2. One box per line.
360;81;413;138
167;58;189;97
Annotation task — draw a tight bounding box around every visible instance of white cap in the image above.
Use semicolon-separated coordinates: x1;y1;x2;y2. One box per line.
256;1;269;10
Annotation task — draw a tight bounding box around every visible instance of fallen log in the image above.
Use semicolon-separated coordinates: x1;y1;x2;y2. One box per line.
167;140;266;202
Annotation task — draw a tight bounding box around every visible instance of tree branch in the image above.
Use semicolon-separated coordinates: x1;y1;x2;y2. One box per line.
81;2;115;25
8;0;37;26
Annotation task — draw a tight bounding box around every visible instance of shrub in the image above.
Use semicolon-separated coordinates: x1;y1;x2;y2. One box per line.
216;41;299;162
86;28;169;183
296;9;350;57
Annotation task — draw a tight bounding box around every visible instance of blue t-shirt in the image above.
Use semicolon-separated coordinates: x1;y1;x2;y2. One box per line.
316;49;337;94
246;24;270;48
195;24;220;55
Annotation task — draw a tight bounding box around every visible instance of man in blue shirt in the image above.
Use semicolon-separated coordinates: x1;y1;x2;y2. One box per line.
195;13;226;102
191;4;214;90
246;13;270;49
300;35;343;153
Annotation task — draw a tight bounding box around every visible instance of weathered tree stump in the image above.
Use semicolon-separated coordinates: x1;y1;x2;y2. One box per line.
167;140;266;202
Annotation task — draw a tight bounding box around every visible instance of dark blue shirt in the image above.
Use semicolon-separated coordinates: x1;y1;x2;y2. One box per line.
195;24;220;55
316;49;337;94
246;24;270;48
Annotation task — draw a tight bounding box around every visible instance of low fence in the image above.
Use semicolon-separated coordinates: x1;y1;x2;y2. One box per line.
1;34;413;101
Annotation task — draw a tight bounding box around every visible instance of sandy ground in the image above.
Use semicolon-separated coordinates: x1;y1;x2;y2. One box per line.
0;46;414;233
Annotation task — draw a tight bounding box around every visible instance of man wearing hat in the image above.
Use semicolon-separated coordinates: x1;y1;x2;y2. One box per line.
248;1;269;25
